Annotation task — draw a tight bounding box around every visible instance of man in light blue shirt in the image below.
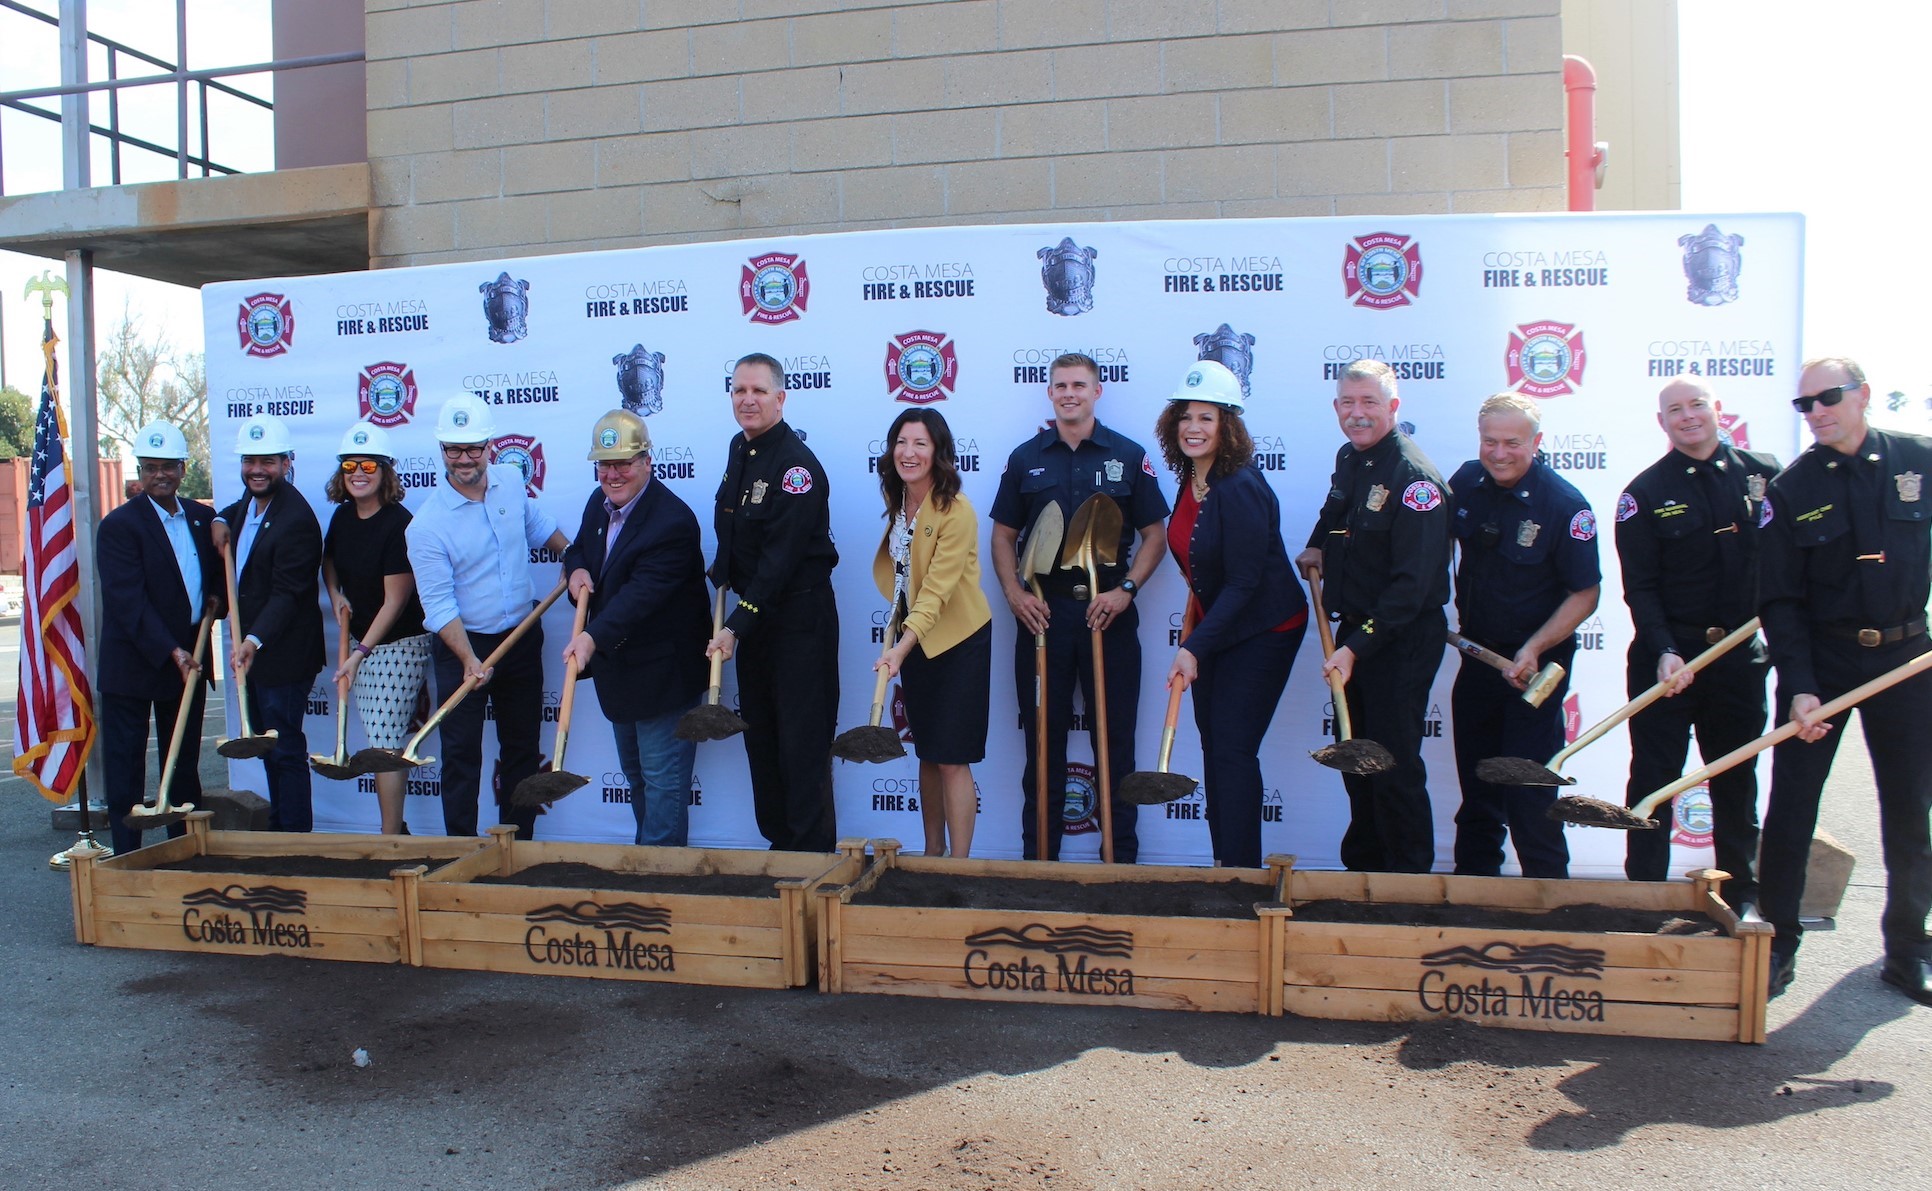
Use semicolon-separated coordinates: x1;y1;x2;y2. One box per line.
406;395;569;838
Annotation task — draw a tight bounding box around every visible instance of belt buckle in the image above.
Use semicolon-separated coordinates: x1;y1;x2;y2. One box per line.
1705;627;1725;645
1858;628;1883;648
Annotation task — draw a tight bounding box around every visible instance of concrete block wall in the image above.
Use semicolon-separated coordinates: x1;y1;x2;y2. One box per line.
364;0;1565;267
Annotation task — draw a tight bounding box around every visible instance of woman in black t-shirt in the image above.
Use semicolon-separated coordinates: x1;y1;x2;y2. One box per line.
322;421;431;834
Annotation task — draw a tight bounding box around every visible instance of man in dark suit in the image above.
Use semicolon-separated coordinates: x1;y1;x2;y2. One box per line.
563;410;710;845
212;414;325;832
97;421;225;855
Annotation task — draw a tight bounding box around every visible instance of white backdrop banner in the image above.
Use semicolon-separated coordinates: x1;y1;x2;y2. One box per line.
202;211;1803;876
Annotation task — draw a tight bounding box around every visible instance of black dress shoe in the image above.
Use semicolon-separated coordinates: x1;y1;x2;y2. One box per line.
1880;955;1932;1007
1767;952;1797;1000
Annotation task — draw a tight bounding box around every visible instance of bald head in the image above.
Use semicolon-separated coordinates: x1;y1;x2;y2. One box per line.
1657;378;1720;460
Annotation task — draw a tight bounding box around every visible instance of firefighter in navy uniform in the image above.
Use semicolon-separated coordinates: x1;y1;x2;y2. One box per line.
1758;357;1932;1006
707;353;841;853
1295;360;1453;874
1448;394;1601;879
990;352;1168;863
1616;378;1780;906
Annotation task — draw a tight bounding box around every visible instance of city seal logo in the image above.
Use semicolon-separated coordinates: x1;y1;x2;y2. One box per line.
884;330;958;405
1061;759;1099;835
1569;509;1596;541
1669;785;1716;849
1616;492;1639;523
740;252;810;325
1717;410;1751;450
1037;237;1098;316
356;361;419;428
479;272;531;344
1343;232;1424;309
237;292;295;358
1401;480;1442;512
1505;320;1588;398
1678;223;1744;306
780;465;813;496
489;434;546;497
146;431;166;450
612;343;667;416
1193;323;1257;400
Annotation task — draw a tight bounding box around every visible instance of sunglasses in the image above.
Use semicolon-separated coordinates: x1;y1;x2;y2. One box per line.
1792;384;1859;414
339;459;382;475
441;444;488;459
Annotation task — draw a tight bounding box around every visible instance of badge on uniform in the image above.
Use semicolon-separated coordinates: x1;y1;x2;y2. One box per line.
1517;521;1541;547
750;479;769;505
781;465;813;495
1897;471;1922;503
1105;459;1124;483
1746;474;1766;502
1400;480;1441;512
1759;495;1774;528
1365;484;1389;512
1569;510;1596;541
1615;492;1638;522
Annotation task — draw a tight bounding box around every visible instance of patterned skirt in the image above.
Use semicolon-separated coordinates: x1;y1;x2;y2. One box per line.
352;633;434;750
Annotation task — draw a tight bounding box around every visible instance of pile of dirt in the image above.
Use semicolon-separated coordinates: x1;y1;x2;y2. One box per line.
1286;898;1721;935
474;861;781;898
152;854;443;879
858;868;1272;920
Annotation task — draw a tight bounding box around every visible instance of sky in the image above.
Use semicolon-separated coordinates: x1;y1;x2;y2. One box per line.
0;1;1926;418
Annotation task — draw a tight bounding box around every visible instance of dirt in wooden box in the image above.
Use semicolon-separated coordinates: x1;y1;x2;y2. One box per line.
151;854;443;880
858;868;1270;919
474;861;781;898
1286;899;1722;935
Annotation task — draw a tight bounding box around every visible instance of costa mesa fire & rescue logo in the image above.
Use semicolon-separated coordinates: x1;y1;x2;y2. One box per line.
741;252;810;325
885;331;958;404
1343;233;1424;309
1506;321;1588;398
357;362;419;427
237;293;295;358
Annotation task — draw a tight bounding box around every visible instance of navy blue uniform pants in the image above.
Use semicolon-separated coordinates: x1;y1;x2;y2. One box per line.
100;686;205;855
1337;611;1444;874
1762;635;1932;963
1624;639;1768;903
1193;624;1301;868
247;677;317;833
1014;592;1140;863
736;584;839;853
432;625;543;839
1451;641;1575;878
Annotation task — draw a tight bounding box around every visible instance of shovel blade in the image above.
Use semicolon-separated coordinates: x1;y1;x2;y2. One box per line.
1021;501;1065;581
350;747;428;774
1309;739;1395;775
675;703;748;742
830;725;906;764
123;803;194;830
215;731;280;760
510;770;590;809
309;757;358;781
1475;756;1573;787
1118;770;1198;806
1547;795;1662;830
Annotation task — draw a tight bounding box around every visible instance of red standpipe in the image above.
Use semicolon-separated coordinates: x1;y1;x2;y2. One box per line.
1563;54;1607;212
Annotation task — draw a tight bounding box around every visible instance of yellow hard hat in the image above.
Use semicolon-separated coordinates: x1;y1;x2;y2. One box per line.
587;409;652;461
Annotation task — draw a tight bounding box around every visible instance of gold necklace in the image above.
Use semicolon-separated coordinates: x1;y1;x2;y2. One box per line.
1190;471;1210;501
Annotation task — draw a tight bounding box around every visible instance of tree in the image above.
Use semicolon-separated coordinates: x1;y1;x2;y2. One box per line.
0;385;34;461
95;302;210;495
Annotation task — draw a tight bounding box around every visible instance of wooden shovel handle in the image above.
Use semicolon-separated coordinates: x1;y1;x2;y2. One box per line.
1301;567;1353;742
1155;680;1184;774
221;538;258;736
156;613;215;808
1551;618;1760;771
704;587;728;705
867;613;900;728
550;591;593;771
403;579;567;755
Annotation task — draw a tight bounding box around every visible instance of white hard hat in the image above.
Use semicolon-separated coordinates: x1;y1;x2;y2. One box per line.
338;421;395;461
435;393;497;444
233;413;294;456
1169;360;1245;412
133;420;189;460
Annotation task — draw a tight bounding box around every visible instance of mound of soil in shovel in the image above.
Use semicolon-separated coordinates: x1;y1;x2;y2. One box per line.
858;868;1272;920
474;861;782;899
153;854;443;880
1286;898;1721;936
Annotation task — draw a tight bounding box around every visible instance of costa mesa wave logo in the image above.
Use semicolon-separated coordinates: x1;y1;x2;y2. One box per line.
741;252;810;325
490;433;546;496
962;923;1137;995
1416;940;1608;1023
885;330;958;404
237;293;294;358
1506;320;1588;398
522;901;675;972
356;361;419;427
179;884;312;949
1343;232;1424;309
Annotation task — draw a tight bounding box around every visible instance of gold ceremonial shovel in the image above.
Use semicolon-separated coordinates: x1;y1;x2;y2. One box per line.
1058;493;1123;863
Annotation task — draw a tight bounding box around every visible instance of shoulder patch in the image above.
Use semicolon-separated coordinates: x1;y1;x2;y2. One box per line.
780;466;813;495
1569;509;1597;541
1401;479;1442;512
1615;492;1638;523
1758;495;1774;529
1142;456;1156;477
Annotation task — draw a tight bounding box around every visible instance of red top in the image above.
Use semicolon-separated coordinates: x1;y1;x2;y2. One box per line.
1170;482;1304;635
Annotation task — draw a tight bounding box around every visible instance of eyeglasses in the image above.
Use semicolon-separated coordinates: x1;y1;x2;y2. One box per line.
441;444;488;459
595;457;645;471
1792;384;1859;414
339;459;382;475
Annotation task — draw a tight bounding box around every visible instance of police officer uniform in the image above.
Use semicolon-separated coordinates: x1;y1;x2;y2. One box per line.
712;418;840;852
1616;442;1781;902
991;421;1169;862
1449;458;1600;878
1308;430;1453;873
1758;427;1932;989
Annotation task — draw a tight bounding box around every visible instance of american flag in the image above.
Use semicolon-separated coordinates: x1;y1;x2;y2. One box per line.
11;325;95;803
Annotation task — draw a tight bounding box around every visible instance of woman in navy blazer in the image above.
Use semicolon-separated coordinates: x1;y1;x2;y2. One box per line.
1154;361;1307;868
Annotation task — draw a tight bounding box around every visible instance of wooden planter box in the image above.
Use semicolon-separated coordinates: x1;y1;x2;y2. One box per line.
415;827;868;989
817;841;1280;1014
67;812;488;965
1261;859;1773;1044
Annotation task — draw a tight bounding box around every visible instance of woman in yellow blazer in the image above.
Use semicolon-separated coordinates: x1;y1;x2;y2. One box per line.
872;407;993;858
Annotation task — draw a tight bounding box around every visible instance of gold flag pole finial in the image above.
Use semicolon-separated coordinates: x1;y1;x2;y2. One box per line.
23;270;68;324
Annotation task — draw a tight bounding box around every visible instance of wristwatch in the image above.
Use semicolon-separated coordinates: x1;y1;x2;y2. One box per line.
1120;579;1139;598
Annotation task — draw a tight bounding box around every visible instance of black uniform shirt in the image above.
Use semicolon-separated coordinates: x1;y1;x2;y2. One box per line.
990;420;1169;595
1616;442;1781;661
711;419;837;636
1450;458;1600;650
1758;427;1932;693
1306;429;1452;660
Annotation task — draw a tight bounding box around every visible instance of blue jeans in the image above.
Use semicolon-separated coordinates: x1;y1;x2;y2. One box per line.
614;701;697;846
248;678;315;832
